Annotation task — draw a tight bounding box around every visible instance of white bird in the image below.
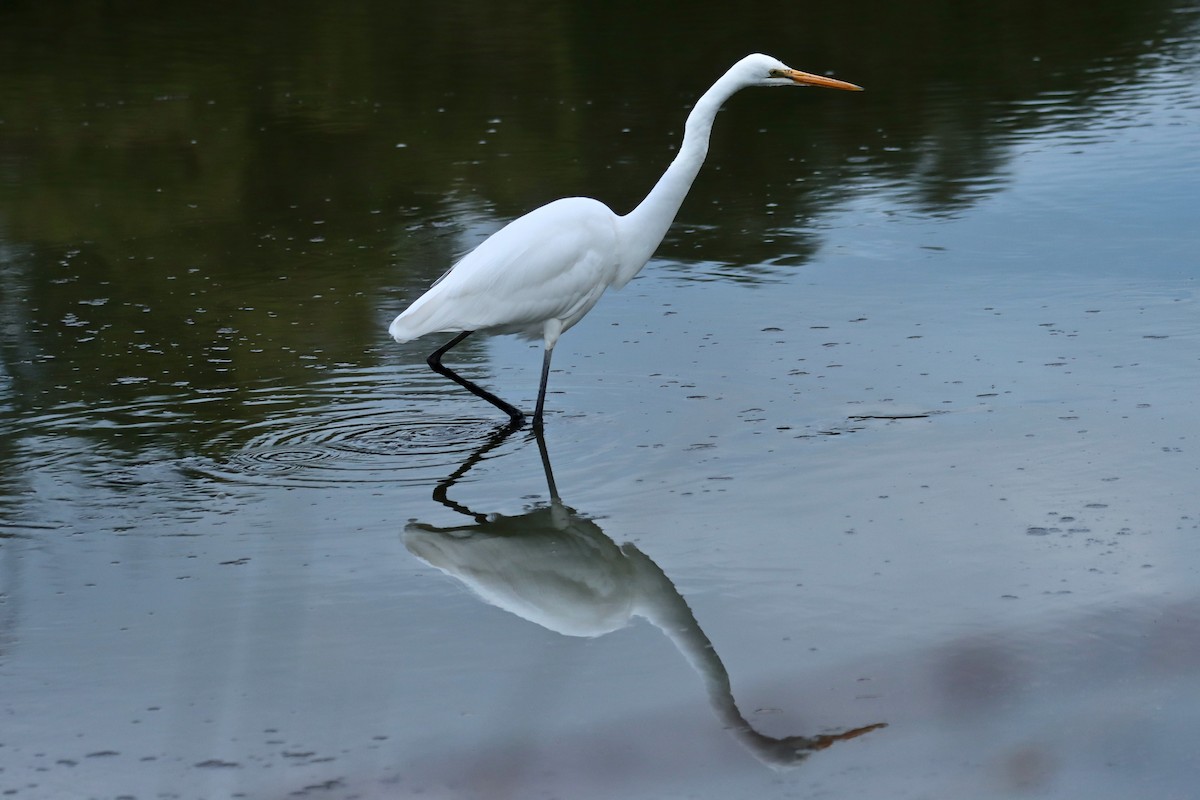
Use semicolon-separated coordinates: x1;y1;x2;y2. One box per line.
389;53;861;429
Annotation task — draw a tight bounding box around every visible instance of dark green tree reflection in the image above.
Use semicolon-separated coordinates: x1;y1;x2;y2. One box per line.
0;0;1195;474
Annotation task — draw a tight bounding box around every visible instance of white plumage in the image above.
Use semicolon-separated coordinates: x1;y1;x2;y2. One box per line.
389;197;620;346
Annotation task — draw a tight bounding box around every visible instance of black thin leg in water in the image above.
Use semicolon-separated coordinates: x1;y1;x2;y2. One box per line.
428;331;525;428
532;347;554;432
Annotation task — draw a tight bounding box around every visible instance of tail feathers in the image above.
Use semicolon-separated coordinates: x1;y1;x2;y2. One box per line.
387;318;415;343
388;291;464;343
388;311;433;343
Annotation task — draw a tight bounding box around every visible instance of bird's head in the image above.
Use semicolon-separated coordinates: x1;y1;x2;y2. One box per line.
739;53;862;92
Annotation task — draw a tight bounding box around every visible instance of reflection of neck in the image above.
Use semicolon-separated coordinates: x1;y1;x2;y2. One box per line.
623;544;767;748
624;543;729;693
626;543;885;767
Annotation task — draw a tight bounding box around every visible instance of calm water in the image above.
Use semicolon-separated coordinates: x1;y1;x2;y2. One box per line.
2;2;1199;798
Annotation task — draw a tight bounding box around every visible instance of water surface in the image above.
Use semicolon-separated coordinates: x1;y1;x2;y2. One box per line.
1;2;1199;798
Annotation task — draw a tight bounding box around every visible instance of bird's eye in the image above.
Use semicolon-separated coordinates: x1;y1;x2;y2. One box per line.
768;69;784;78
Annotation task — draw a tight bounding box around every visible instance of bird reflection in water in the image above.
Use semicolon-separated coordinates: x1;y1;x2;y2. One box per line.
404;428;885;768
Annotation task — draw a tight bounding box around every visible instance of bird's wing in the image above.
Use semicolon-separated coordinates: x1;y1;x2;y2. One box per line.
391;198;621;341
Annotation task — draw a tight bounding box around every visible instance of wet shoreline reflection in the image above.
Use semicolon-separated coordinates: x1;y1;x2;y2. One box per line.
405;428;886;768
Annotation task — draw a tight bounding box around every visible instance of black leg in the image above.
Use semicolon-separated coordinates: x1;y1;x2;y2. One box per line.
427;331;525;428
532;346;553;431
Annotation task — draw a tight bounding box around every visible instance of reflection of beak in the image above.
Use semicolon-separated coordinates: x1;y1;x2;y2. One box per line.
810;721;889;750
782;68;863;91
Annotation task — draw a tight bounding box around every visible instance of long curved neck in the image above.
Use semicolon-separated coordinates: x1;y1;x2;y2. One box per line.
613;72;745;286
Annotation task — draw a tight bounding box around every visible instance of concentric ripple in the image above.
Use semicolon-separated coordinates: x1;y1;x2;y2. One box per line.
189;405;509;488
1;363;522;490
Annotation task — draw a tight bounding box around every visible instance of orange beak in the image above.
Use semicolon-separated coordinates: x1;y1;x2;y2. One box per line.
781;68;863;91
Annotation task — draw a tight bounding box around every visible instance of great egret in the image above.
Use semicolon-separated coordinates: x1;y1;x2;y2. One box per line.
389;53;861;429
